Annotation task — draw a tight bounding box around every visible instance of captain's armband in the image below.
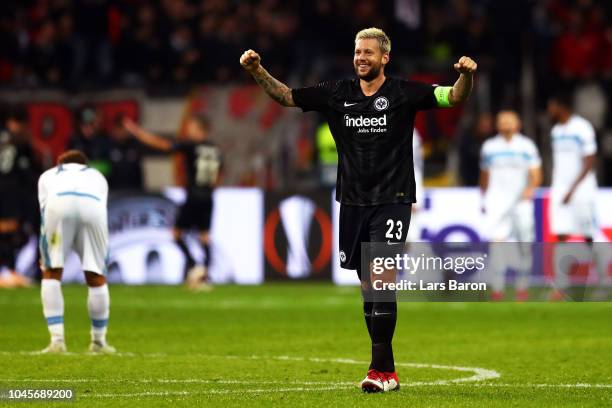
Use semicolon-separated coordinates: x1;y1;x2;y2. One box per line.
433;86;453;108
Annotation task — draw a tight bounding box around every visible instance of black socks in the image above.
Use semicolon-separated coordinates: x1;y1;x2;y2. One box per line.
368;301;397;373
175;237;195;276
202;242;211;268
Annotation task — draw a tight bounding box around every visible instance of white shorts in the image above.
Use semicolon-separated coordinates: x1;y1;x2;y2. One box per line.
40;194;108;274
484;200;534;242
549;198;597;238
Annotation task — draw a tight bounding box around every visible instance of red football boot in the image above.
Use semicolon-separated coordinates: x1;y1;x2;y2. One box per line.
383;371;400;391
361;369;385;393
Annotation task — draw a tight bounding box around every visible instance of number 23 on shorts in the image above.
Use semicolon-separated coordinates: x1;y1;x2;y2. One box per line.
385;219;403;240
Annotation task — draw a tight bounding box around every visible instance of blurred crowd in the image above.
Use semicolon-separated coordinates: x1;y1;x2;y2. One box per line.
0;1;608;89
0;0;305;88
0;0;611;187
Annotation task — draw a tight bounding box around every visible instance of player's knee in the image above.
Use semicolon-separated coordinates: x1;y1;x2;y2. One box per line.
85;271;106;287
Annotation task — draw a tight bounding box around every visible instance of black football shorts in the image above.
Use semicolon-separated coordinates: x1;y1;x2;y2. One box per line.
175;193;213;231
338;203;412;276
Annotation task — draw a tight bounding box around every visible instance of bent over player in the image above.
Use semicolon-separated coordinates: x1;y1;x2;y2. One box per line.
240;27;476;392
38;150;114;353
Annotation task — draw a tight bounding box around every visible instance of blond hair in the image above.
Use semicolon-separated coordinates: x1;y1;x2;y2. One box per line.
355;28;391;54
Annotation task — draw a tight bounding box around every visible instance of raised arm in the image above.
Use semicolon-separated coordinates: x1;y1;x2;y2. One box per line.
240;49;295;107
449;56;477;105
122;117;173;152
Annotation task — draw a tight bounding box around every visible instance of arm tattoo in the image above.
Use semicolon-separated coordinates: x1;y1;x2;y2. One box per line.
252;66;295;107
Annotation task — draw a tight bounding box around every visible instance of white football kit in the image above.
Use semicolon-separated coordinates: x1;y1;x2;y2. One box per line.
38;163;109;274
550;114;598;237
480;133;541;241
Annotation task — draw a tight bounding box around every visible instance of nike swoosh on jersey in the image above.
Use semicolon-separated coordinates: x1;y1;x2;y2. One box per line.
344;102;358;107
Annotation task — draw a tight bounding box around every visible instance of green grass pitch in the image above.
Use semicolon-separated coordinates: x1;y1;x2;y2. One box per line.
1;284;611;407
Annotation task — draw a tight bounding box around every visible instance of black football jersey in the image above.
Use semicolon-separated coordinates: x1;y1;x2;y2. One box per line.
175;140;222;196
0;136;36;190
292;77;438;205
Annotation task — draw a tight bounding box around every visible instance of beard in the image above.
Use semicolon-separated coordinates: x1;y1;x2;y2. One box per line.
354;62;382;81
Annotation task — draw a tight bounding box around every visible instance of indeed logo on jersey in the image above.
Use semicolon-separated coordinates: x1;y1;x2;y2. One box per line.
344;114;387;133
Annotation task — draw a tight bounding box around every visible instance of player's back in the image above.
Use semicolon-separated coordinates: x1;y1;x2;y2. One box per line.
176;141;221;195
551;114;597;193
38;163;108;210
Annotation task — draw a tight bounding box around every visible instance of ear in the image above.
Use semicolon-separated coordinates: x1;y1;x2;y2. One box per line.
382;53;390;65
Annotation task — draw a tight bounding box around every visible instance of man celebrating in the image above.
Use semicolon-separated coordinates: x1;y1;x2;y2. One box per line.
123;115;222;290
240;27;476;392
38;150;114;353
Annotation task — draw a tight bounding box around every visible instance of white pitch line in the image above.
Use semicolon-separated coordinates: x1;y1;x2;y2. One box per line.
0;378;355;386
2;379;610;389
1;379;611;393
0;351;166;358
0;352;499;385
211;355;501;385
65;383;612;398
472;383;612;389
5;352;609;391
83;386;350;398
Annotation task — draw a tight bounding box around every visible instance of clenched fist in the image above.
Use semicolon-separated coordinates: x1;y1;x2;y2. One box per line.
454;56;477;75
240;49;261;73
